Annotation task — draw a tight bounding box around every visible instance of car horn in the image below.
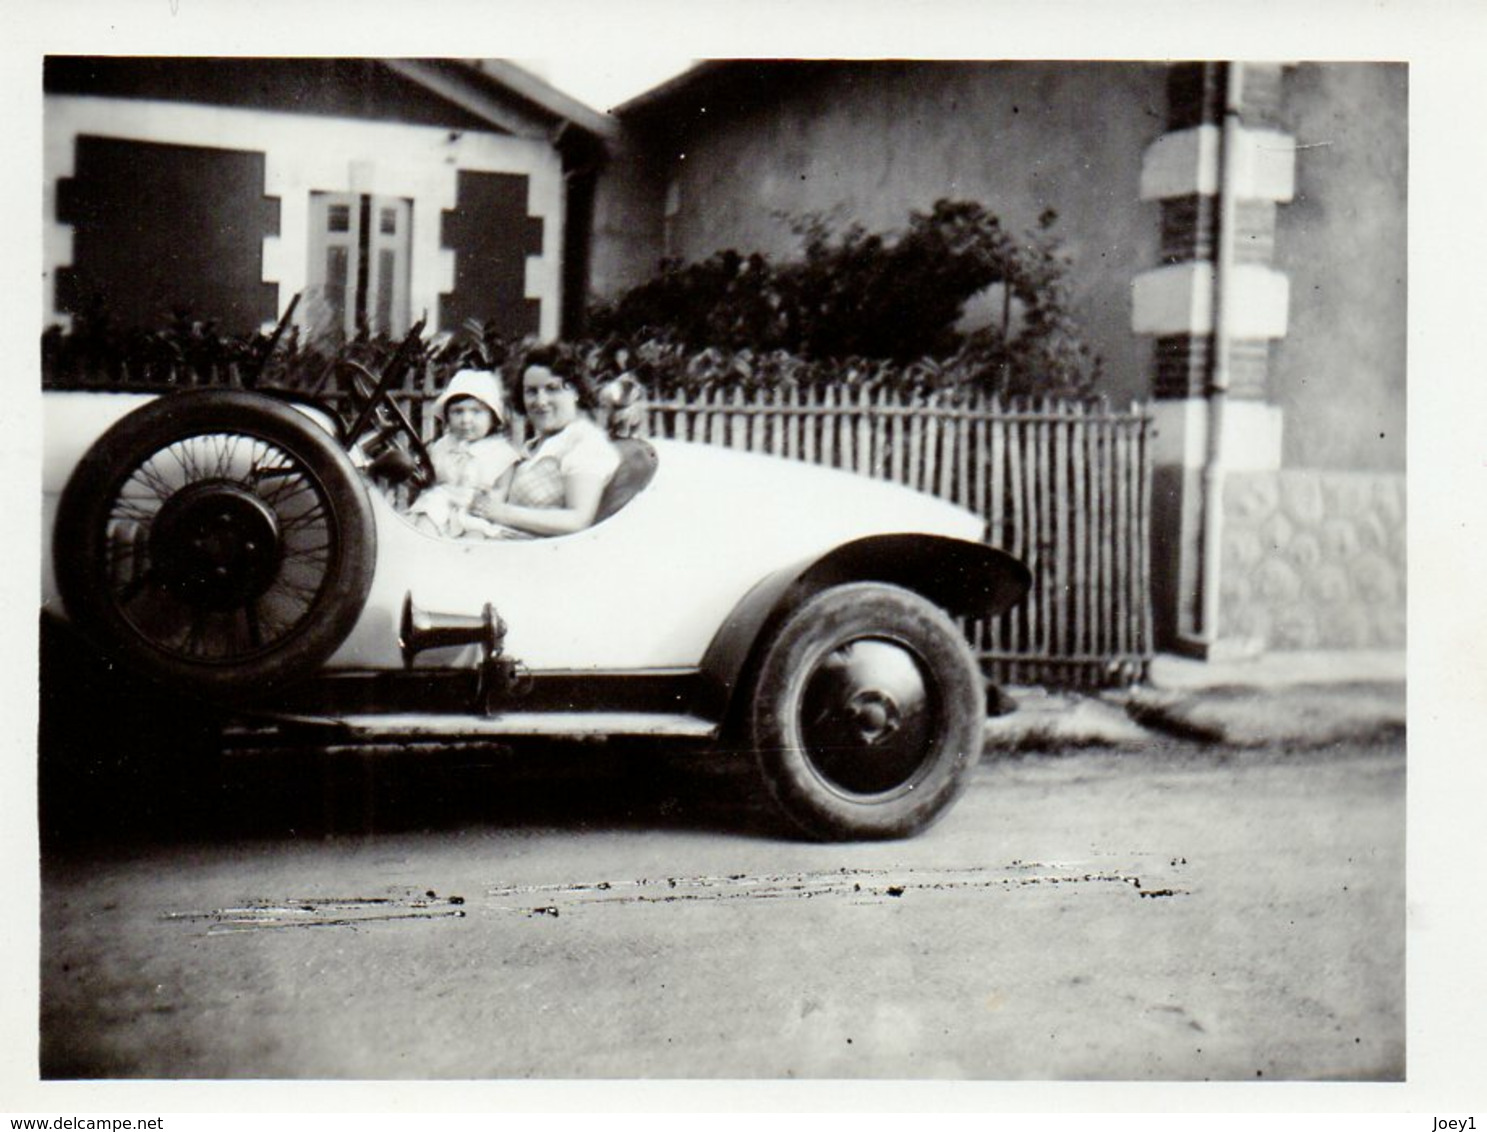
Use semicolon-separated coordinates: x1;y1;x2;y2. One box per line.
399;592;530;714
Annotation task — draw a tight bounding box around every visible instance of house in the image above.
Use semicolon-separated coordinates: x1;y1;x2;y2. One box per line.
597;60;1407;656
42;57;615;345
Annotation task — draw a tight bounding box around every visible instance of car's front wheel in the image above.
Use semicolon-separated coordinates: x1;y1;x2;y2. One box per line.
748;582;985;840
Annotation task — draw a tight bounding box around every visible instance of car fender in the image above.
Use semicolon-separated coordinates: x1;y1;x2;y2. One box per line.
699;532;1032;718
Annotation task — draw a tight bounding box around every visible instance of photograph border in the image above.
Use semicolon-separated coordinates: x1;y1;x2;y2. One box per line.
4;0;1484;1117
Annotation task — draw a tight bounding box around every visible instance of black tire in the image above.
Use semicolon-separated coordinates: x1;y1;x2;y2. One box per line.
53;390;376;699
748;582;984;841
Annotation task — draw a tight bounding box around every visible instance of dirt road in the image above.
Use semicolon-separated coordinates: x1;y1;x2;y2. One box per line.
39;738;1404;1080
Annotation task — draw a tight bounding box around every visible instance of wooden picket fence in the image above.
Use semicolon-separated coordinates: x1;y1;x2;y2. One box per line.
644;386;1155;688
44;363;1155;687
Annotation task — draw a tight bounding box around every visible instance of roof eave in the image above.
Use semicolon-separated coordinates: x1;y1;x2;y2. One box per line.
612;60;735;118
467;59;621;141
388;58;620;145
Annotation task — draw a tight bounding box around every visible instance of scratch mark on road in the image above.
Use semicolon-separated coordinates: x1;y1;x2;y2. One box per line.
163;889;467;934
487;862;1189;912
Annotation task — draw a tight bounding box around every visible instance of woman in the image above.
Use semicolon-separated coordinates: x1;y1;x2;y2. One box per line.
470;345;621;537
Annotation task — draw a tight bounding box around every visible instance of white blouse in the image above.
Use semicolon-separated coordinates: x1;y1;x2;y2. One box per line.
523;416;621;481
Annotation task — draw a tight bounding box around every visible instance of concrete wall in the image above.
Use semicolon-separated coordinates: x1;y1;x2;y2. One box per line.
1273;63;1407;473
603;62;1168;404
1221;469;1407;648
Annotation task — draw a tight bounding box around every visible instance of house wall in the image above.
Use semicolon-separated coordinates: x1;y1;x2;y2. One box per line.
1134;61;1407;655
603;61;1169;405
44;93;566;339
590;138;669;303
1216;64;1407;650
1272;63;1407;473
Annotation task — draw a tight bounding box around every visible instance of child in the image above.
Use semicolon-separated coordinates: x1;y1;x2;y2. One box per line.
407;369;520;538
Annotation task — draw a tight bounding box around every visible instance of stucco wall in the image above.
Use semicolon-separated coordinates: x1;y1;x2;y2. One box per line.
1220;469;1406;649
604;62;1167;404
590;138;669;303
1273;63;1407;473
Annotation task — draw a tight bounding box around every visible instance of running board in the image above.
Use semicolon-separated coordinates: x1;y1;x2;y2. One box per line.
225;710;720;745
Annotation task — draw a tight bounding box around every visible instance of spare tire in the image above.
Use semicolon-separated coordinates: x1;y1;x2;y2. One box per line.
53;390;376;699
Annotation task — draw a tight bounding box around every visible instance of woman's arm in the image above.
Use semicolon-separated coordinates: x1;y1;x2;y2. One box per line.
488;464;517;500
472;471;608;536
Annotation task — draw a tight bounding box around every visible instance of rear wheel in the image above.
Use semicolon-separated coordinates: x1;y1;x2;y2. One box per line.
53;390;377;699
748;583;985;840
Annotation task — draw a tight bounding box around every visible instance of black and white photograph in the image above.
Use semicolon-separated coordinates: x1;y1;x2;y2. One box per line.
4;0;1484;1119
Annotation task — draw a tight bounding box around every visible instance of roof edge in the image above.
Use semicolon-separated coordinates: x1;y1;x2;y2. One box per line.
388;59;619;144
467;59;621;141
612;61;734;117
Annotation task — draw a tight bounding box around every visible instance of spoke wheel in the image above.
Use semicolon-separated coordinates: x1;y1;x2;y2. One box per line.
54;390;376;698
749;582;985;841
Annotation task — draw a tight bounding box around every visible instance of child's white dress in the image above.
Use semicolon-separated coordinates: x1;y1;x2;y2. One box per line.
406;432;520;538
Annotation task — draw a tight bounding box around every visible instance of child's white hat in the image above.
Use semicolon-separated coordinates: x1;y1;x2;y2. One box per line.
433;369;507;425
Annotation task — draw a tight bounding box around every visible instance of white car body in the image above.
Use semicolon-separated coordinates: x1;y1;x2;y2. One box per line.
43;390;985;673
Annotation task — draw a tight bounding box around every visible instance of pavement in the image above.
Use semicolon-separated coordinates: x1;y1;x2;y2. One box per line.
984;649;1407;751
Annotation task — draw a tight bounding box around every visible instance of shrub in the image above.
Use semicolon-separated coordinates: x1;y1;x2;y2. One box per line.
586;199;1103;396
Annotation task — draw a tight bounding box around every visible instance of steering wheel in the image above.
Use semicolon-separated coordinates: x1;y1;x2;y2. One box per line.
333;358;437;493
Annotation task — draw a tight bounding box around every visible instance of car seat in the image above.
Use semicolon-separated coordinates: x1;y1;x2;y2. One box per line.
594;437;659;523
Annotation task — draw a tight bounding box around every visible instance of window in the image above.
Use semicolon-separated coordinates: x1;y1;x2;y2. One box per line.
307;192;411;341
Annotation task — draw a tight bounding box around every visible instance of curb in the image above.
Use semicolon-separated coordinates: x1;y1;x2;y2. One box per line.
985;678;1407;753
1122;681;1406;749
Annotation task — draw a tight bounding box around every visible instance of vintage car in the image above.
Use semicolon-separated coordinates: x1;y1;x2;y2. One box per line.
39;354;1031;841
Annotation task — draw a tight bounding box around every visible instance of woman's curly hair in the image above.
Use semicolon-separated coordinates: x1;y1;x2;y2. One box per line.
517;342;601;413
